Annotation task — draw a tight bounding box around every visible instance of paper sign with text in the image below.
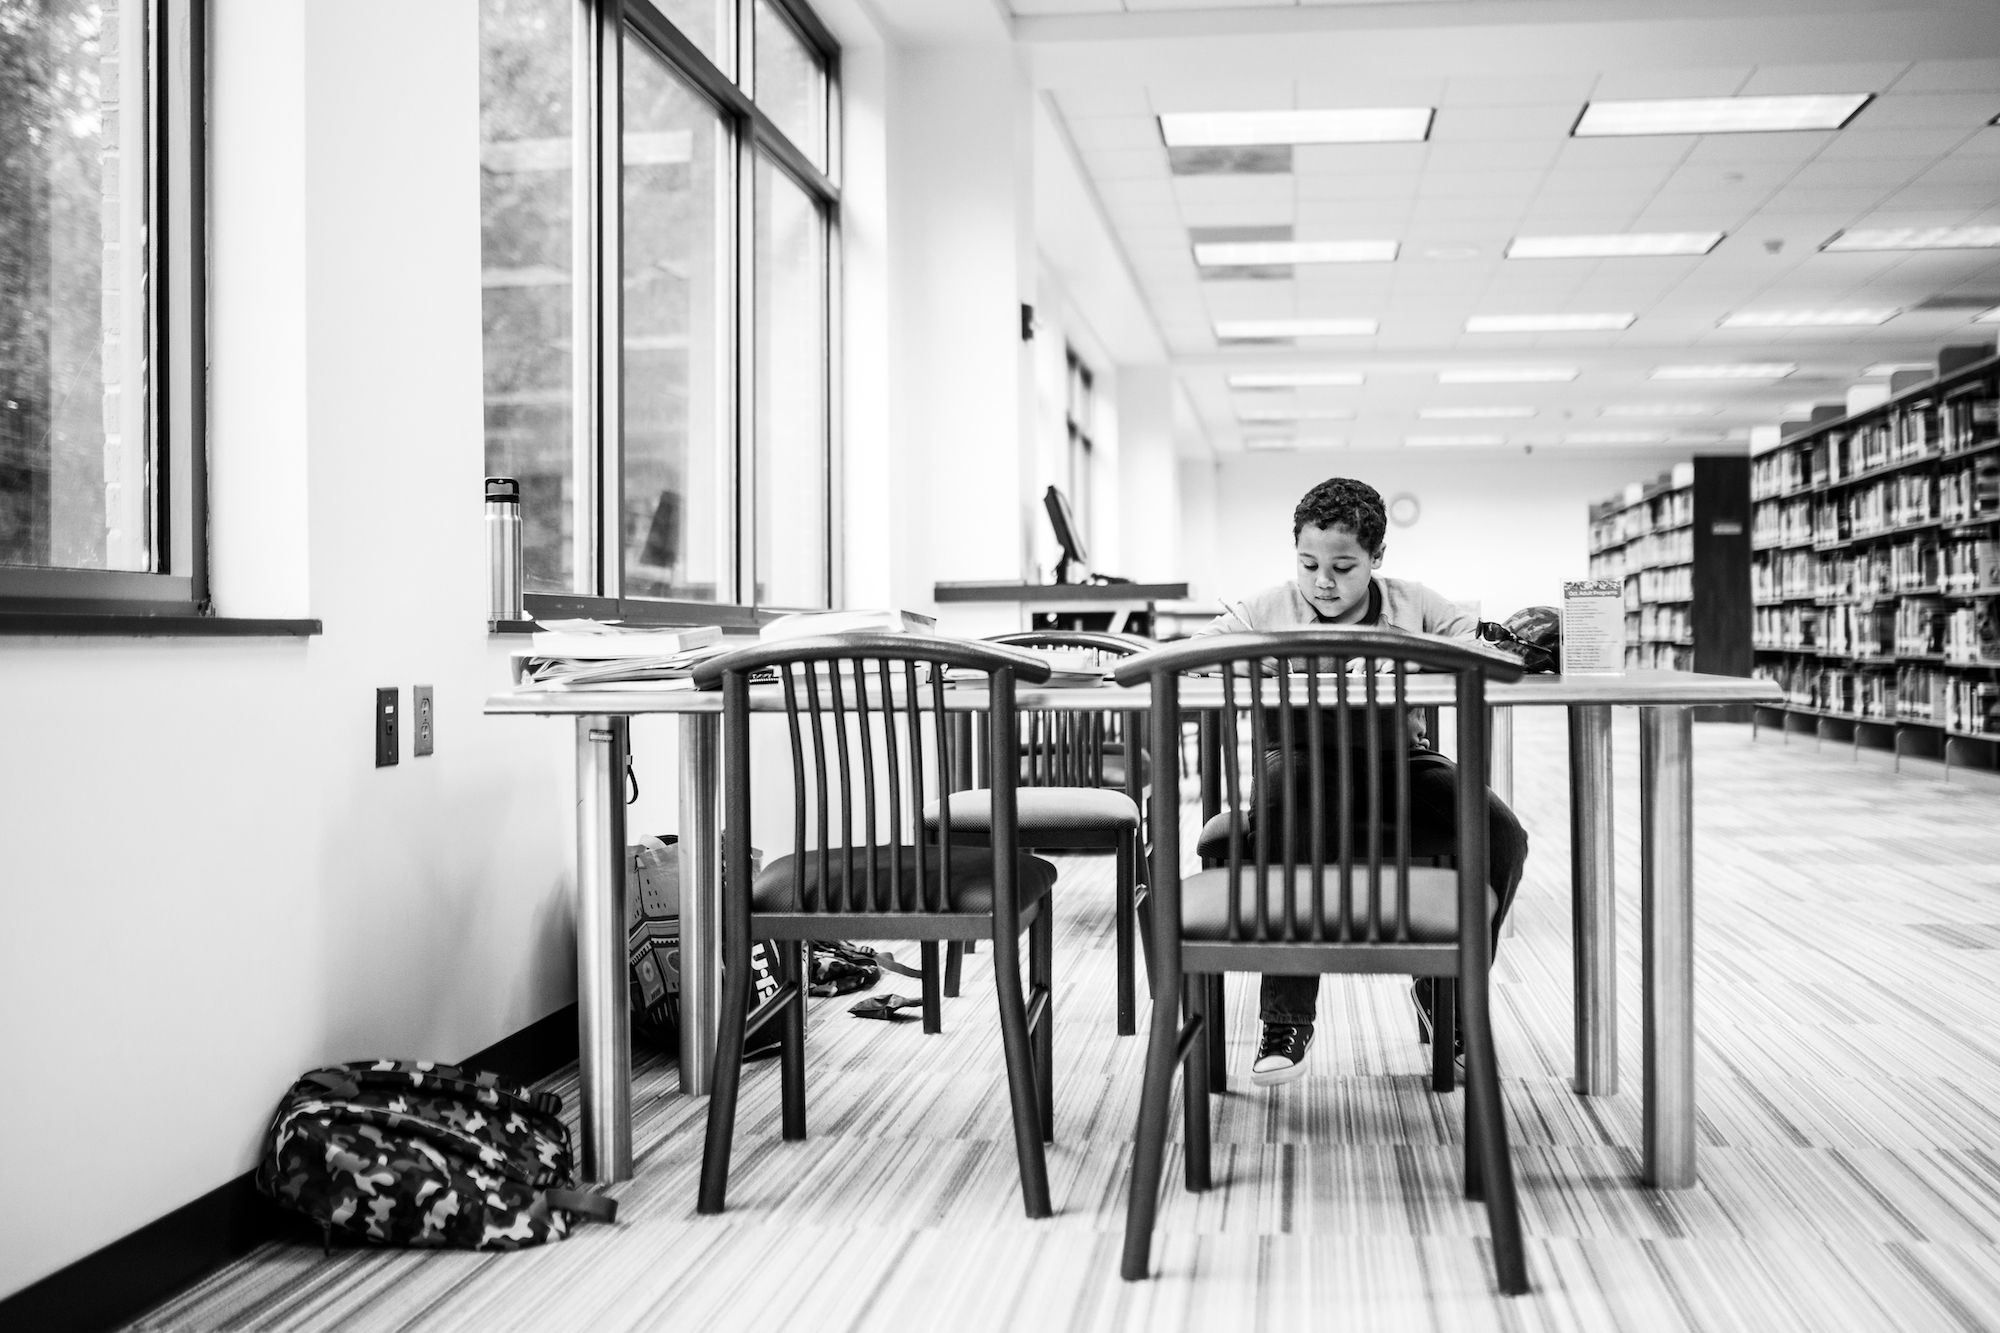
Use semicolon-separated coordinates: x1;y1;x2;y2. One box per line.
1562;580;1625;675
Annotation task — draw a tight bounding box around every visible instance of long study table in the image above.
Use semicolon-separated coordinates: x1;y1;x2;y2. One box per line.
487;668;1780;1189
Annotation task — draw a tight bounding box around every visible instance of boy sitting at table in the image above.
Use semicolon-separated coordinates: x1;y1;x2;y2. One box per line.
1194;476;1529;1086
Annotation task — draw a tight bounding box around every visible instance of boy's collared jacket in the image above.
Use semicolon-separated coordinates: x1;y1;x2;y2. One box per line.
1197;577;1477;641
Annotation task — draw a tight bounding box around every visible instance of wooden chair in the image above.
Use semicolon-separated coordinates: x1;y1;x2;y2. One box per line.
931;630;1152;1034
692;634;1061;1219
1115;629;1529;1293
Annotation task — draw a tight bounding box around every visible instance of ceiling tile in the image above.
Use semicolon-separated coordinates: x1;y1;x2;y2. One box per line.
1177;198;1297;227
1738;63;1907;96
1146;82;1296;113
1295;173;1424;201
1294;76;1448;107
1420;140;1562;172
1079;146;1173;180
1857;93;2000;130
1172;174;1295;208
1816;127;1975;160
1290;143;1431;175
1052;89;1156;119
1065;117;1171;152
1787;158;1923;188
1890;59;2000;94
1553;137;1696;169
1589;67;1755;100
1681;132;1838;164
1441;73;1598;107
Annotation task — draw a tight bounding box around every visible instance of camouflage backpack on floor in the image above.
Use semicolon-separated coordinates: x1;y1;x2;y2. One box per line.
255;1060;616;1250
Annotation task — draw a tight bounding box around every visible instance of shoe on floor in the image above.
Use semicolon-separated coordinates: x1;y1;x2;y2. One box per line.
1411;980;1465;1061
1251;1023;1314;1087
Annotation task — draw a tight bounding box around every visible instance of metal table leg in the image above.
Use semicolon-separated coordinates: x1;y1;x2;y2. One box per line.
1567;705;1617;1096
575;715;633;1184
1639;705;1696;1188
677;713;722;1097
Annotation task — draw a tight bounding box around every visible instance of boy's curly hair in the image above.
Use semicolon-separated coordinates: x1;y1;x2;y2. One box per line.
1293;478;1387;555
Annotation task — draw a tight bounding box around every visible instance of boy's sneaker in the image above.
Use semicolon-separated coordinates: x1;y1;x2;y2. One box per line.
1411;980;1466;1071
1251;1023;1314;1086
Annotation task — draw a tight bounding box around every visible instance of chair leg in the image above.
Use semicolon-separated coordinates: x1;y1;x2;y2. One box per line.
990;923;1053;1219
1120;962;1184;1280
1431;978;1456;1095
1182;975;1212;1192
1134;870;1156;1002
1031;908;1055;1143
780;940;807;1141
1206;973;1227;1093
921;941;942;1034
1463;971;1528;1294
943;941;964;998
1115;833;1136;1036
697;943;759;1214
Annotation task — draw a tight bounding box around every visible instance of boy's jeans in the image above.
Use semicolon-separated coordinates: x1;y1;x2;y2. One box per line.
1253;749;1531;1028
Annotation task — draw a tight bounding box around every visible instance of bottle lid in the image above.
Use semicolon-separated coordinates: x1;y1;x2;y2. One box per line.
485;476;521;504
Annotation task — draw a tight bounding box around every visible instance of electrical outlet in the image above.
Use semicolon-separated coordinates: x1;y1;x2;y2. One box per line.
413;684;434;756
376;687;400;767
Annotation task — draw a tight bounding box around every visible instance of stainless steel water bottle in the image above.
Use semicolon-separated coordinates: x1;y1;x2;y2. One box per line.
486;477;524;622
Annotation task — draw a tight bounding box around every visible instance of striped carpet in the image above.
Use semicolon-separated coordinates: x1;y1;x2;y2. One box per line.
130;710;2000;1331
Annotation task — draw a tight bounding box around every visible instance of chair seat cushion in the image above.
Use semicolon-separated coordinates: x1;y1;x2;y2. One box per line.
923;787;1140;835
752;845;1058;914
1195;810;1454;862
1179;865;1495;943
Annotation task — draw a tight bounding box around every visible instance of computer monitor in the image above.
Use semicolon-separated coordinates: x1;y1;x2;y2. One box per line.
1044;485;1088;583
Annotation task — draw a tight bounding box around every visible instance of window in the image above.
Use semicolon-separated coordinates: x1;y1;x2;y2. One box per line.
1065;349;1095;552
0;0;205;614
479;0;839;619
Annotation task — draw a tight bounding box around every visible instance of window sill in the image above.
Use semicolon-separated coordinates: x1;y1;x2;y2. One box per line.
0;613;321;637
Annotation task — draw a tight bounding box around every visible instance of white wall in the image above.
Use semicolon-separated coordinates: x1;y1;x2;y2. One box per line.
883;45;1037;639
1207;450;1693;620
0;0;578;1296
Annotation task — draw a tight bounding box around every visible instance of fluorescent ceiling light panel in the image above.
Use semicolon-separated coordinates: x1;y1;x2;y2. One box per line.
1194;239;1398;266
1602;403;1715;417
1227;371;1365;388
1565;430;1668;444
1506;232;1723;259
1438;367;1577;384
1216;318;1378;339
1159;108;1434;147
1781;401;1822;416
1823;226;2000;252
1466;313;1634;333
1407;434;1506;447
1720;308;1898;328
1417;406;1535;419
1237;407;1356;422
1977;307;2000;325
1652;363;1796;380
1573;94;1871;137
1862;362;1933;377
1244;436;1297;451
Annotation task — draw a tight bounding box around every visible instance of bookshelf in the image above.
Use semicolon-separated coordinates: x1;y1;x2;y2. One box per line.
1749;349;2000;769
1588;455;1753;720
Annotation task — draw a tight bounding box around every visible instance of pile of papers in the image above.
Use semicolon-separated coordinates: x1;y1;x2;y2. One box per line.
946;647;1111;689
511;620;732;690
759;608;936;641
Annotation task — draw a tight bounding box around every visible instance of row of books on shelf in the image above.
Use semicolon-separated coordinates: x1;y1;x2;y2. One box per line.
1755;660;2000;735
1637;604;1690;642
1596;528;1694;578
1754;597;2000;662
1750;390;1998;500
1753;458;2000;548
1634;565;1693;603
1753;535;2000;602
1627;642;1694;671
1587;485;1692;553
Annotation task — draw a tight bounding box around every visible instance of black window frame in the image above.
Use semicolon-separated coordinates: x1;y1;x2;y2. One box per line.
0;0;212;622
507;0;841;629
